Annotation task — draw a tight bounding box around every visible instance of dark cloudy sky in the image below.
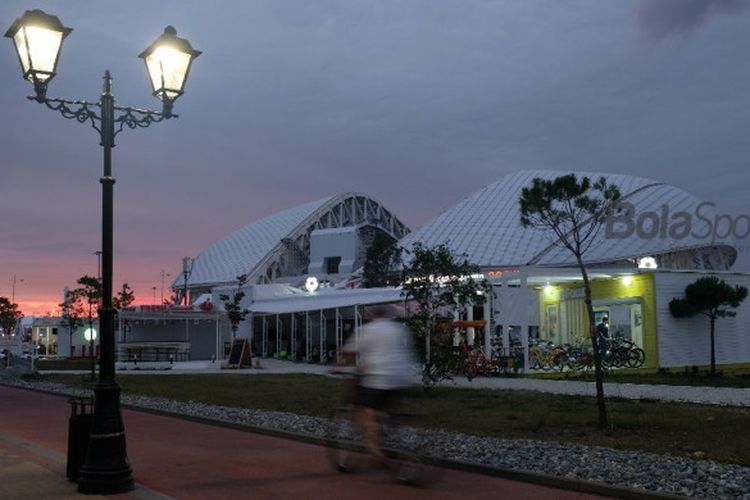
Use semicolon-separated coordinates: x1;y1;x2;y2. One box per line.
1;0;749;314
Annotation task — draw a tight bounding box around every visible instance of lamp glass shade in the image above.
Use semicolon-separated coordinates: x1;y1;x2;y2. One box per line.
4;10;71;84
139;26;200;102
144;46;192;100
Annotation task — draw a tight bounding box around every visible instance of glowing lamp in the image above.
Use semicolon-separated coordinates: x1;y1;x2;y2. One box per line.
637;256;658;270
622;275;633;286
305;276;320;293
4;9;72;100
83;327;97;342
139;26;201;115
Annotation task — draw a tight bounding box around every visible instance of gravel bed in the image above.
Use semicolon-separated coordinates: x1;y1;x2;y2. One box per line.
4;376;750;499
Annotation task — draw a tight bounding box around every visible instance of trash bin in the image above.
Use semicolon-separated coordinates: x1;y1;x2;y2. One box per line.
66;397;94;482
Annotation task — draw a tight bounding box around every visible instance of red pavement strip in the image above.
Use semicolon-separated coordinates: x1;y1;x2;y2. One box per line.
0;385;608;499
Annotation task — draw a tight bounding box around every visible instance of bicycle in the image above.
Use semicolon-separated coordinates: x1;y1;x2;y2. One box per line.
325;371;442;486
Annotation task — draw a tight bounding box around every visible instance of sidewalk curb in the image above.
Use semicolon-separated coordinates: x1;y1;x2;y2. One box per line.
1;382;685;500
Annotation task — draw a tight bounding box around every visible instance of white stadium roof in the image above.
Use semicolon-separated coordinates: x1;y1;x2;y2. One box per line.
184;197;331;288
399;170;736;270
179;193;409;289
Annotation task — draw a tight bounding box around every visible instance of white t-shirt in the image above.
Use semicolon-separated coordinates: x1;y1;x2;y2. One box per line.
344;319;417;390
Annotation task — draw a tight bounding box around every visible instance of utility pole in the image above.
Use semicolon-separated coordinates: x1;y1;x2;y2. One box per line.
11;275;23;303
94;251;102;281
160;270;170;304
181;257;194;306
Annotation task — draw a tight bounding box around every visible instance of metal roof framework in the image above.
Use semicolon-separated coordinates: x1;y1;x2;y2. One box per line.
177;193;410;292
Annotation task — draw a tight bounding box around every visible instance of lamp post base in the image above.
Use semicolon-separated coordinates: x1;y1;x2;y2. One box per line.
76;383;134;494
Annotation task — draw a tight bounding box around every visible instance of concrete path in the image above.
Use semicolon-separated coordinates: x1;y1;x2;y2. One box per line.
0;385;607;499
441;376;750;406
41;357;750;406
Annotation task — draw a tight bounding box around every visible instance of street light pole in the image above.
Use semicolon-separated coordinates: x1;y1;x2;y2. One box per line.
11;275;23;304
182;257;194;306
5;9;200;495
94;250;102;281
160;269;170;304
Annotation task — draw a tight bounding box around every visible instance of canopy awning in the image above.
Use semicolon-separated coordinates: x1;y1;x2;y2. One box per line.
249;287;404;315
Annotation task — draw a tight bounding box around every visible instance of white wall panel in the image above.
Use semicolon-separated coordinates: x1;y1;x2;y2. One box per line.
655;273;750;368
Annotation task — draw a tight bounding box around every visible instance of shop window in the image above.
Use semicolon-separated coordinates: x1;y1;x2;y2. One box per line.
594;302;643;348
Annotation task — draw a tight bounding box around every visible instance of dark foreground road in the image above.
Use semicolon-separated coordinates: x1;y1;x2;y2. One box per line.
0;384;607;499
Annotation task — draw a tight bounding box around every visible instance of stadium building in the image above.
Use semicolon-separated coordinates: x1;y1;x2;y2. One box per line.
119;172;750;371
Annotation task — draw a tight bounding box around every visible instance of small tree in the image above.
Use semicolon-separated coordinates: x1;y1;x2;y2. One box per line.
71;275;102;380
0;297;23;337
669;276;748;375
520;174;621;428
163;292;180;305
401;243;488;386
60;290;84;355
362;232;403;287
113;283;135;310
219;274;250;340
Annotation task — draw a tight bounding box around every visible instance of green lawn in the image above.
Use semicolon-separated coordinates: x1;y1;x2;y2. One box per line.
35;372;750;466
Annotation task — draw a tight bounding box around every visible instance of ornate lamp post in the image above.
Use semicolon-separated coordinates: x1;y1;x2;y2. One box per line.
5;9;200;494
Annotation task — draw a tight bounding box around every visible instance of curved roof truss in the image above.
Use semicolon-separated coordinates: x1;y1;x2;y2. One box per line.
183;193;409;290
252;193;409;285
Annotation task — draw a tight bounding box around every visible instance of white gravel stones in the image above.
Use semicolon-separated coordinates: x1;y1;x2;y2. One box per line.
6;377;750;499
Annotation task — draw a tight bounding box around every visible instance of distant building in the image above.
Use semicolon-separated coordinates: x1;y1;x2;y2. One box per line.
124;171;750;371
120;192;410;362
45;317;99;358
399;170;748;371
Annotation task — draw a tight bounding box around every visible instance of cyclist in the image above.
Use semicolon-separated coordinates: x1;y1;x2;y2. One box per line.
340;303;417;465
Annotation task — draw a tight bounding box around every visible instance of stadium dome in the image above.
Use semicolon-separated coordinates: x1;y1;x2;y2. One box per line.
177;193;409;295
399;170;737;271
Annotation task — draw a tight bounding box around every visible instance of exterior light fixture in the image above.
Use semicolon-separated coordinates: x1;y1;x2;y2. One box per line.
83;327;97;342
305;276;320;293
4;9;72;100
544;283;553;295
637;256;658;270
622;275;633;286
139;26;201;117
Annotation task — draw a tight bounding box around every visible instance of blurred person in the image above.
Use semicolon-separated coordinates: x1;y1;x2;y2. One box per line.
341;303;416;465
597;316;609;339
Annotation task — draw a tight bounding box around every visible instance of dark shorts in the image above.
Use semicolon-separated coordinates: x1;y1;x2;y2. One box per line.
354;385;399;411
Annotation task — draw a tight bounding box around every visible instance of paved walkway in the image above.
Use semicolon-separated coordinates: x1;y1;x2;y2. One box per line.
0;385;607;499
40;357;750;406
443;376;750;406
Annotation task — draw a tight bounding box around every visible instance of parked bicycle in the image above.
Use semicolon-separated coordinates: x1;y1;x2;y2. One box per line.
530;336;645;371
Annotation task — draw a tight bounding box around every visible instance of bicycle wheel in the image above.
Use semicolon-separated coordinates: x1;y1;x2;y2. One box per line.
326;407;366;473
627;347;646;368
383;413;443;487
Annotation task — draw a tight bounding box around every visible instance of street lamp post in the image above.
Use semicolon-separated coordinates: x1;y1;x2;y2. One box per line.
160;269;170;304
5;9;200;495
11;275;23;304
181;256;194;305
94;250;102;281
